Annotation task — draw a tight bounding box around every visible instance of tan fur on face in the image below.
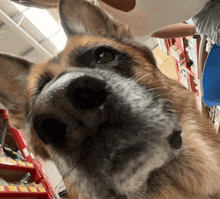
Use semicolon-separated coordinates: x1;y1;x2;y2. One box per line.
2;0;220;198
26;35;220;199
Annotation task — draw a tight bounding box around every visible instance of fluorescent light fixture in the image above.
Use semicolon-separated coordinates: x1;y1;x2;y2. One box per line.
12;2;67;51
49;29;67;50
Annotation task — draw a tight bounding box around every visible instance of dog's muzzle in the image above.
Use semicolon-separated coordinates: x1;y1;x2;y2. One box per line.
31;70;182;198
32;72;110;145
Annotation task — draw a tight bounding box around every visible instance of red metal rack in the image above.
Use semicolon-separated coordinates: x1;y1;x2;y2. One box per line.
0;109;57;199
0;185;48;198
162;36;202;110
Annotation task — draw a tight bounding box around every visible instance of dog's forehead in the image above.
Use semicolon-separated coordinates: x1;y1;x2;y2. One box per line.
63;35;131;55
29;36;130;75
62;35;152;67
27;35;154;102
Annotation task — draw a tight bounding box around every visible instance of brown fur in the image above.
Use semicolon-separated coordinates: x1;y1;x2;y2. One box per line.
1;0;220;198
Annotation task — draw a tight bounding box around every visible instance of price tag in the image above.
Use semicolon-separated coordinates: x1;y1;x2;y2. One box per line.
0;150;4;155
23;148;29;157
0;186;5;191
29;187;37;192
19;187;28;192
26;162;34;167
39;188;46;192
18;161;26;166
8;159;16;165
8;186;18;191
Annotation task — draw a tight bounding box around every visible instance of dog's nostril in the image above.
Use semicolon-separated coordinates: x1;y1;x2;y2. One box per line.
68;76;109;110
33;116;67;145
41;118;66;137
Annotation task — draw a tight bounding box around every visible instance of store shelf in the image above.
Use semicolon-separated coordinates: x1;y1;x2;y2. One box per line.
0;158;35;174
160;34;203;110
0;185;48;198
0;110;56;199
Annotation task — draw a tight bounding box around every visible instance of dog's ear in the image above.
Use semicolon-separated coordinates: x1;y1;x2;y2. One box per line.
59;0;132;38
0;54;33;129
10;0;58;9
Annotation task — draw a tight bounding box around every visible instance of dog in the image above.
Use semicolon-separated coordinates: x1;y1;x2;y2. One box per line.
1;0;220;198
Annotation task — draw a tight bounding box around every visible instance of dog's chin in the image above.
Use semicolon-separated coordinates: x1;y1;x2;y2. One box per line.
111;145;171;196
31;121;181;198
48;130;179;199
45;121;181;199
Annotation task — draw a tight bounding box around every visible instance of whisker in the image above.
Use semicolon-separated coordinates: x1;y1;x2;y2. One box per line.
134;74;148;83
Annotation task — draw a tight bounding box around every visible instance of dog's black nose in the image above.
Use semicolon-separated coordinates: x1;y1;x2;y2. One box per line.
67;76;109;110
32;73;110;145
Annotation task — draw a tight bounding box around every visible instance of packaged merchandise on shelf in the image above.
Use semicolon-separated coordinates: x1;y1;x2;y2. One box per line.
157;39;168;55
180;69;189;89
208;106;220;132
0;178;8;186
170;45;183;62
185;45;194;64
162;37;202;110
190;64;196;74
186;36;200;78
214;106;220;131
209;108;214;121
153;46;169;65
206;39;213;53
170;45;178;55
0;169;47;197
0;110;56;199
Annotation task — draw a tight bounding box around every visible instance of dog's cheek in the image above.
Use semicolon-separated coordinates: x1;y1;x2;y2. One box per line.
7;112;25;130
63;177;86;199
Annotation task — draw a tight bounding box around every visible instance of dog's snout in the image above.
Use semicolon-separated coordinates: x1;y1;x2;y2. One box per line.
32;73;111;144
67;76;109;110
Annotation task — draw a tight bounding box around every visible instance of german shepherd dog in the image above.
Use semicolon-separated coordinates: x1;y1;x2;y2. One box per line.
1;0;220;198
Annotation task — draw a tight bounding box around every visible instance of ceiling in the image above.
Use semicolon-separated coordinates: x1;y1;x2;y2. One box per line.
0;0;158;64
0;0;63;63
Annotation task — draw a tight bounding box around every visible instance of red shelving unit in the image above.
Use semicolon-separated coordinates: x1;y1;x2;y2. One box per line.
161;35;202;110
0;110;57;199
0;185;48;198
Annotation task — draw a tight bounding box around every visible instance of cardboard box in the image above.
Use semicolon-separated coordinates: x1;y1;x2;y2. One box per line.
153;46;169;65
171;48;183;62
170;45;178;55
158;55;178;80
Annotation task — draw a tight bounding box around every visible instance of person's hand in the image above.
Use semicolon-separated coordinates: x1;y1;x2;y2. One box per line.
151;23;196;39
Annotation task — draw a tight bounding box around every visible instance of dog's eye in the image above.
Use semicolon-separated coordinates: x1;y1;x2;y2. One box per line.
96;51;115;64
